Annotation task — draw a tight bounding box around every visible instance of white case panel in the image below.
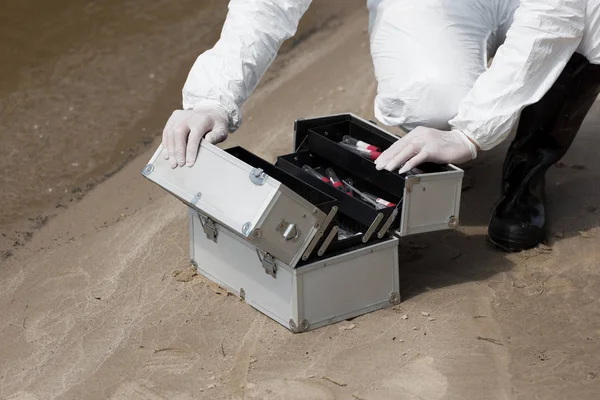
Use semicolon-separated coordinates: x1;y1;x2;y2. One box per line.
398;165;464;236
189;209;400;333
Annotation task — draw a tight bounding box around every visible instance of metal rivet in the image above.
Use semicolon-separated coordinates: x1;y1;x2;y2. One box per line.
252;229;262;238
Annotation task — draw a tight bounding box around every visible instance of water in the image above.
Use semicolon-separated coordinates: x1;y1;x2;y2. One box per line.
0;0;362;227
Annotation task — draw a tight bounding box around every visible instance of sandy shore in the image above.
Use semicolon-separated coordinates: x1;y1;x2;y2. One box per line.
2;5;600;400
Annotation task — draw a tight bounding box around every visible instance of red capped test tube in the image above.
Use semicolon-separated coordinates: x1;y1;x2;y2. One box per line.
360;192;396;208
343;180;394;209
326;167;353;196
339;142;381;161
342;135;381;152
302;165;330;184
325;168;344;190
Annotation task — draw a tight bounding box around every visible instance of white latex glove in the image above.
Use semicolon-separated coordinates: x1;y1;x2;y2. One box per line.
162;106;229;168
374;127;478;174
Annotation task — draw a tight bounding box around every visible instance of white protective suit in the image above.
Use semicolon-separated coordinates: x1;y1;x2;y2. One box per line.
182;0;600;152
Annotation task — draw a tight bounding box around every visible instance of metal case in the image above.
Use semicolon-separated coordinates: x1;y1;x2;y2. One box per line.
189;209;400;333
142;113;464;332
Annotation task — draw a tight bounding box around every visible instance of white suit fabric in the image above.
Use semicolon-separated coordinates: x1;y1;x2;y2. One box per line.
182;0;600;152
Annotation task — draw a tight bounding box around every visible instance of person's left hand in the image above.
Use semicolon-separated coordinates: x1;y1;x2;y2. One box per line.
374;127;478;174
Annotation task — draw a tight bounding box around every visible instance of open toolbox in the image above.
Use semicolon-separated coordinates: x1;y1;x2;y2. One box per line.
142;114;463;332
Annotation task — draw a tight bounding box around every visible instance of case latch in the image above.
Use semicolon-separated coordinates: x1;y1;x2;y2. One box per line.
199;214;218;243
257;250;277;278
249;168;267;185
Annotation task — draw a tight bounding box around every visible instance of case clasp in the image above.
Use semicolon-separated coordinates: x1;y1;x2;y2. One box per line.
257;250;277;278
199;214;218;243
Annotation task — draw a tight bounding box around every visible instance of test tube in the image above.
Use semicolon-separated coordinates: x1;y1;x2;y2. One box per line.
342;135;381;152
342;180;382;208
338;226;362;240
360;192;396;208
325;168;345;190
342;178;354;197
302;165;330;184
339;142;381;161
343;180;395;209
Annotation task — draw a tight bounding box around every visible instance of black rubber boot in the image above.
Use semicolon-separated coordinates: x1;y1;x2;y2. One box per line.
488;53;600;252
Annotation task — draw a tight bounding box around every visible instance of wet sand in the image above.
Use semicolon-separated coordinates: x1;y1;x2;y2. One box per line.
2;3;600;400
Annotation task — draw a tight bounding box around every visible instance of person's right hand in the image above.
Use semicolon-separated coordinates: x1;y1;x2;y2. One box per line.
162;106;229;168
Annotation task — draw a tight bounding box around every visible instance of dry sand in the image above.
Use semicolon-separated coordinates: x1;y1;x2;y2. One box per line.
1;5;600;400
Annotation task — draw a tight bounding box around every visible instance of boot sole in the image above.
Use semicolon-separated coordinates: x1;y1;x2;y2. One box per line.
488;221;546;253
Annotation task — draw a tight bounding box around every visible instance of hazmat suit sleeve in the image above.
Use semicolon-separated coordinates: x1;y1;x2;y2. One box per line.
449;0;586;151
181;0;312;132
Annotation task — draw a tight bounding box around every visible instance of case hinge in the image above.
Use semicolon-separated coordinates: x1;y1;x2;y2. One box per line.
257;250;277;278
199;214;218;243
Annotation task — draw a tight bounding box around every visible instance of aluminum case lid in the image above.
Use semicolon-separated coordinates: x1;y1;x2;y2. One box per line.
142;142;336;268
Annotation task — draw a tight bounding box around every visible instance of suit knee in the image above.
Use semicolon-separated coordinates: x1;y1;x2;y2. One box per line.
374;75;469;131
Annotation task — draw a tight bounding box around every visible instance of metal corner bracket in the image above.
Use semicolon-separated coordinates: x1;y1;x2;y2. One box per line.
405;176;420;193
289;319;309;333
389;291;401;305
142;164;154;176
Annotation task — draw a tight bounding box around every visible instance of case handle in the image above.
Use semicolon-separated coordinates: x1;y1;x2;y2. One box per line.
277;219;299;241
